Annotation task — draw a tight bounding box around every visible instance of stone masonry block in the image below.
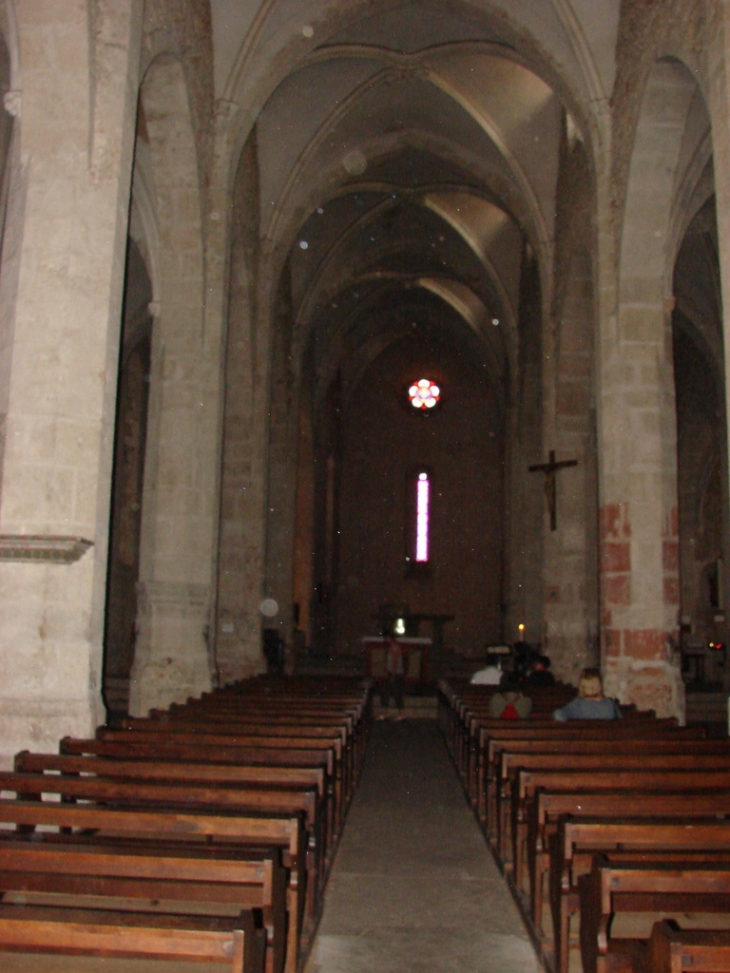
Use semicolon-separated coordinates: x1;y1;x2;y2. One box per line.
602;627;622;658
601;541;631;573
662;538;679;571
663;577;680;605
602;573;631;606
599;502;631;541
623;628;665;660
619;307;664;344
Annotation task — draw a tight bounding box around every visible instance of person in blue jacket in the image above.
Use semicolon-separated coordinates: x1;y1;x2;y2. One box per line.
553;667;621;721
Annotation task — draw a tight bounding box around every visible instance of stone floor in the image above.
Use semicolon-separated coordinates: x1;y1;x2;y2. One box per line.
304;718;542;973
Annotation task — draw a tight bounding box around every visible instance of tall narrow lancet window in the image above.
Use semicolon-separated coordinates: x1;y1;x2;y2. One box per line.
415;471;431;562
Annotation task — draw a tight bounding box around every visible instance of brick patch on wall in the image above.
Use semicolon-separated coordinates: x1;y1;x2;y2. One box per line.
663;577;680;605
599;502;631;541
599;503;631;620
623;628;666;660
602;573;631;606
601;541;630;573
602;627;667;661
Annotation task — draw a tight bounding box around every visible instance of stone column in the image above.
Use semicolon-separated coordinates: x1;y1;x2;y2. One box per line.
598;277;682;716
0;1;142;762
264;275;299;649
214;133;269;684
541;133;600;683
127;55;215;715
708;0;730;621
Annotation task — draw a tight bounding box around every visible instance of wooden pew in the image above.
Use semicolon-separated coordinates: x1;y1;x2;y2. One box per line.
0;904;265;973
0;800;302;973
95;728;349;833
547;818;730;973
523;791;730;953
484;736;727;835
510;767;730;890
471;719;705;824
160;680;372;780
578;857;730;973
480;725;707;845
15;751;333;870
118;717;355;804
645;919;730;973
0;770;322;942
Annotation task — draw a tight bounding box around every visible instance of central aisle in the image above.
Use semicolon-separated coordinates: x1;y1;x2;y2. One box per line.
305;718;542;973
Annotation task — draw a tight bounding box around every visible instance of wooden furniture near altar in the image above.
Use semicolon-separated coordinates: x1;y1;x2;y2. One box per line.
362;637;431;684
372;606;455;652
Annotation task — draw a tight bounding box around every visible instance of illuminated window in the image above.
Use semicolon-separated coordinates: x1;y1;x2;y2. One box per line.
408;378;440;410
415;471;430;562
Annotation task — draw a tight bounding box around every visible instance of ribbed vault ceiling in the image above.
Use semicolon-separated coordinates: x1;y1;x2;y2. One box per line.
213;0;618;396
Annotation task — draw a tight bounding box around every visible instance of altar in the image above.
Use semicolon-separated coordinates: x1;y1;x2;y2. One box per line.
362;636;431;684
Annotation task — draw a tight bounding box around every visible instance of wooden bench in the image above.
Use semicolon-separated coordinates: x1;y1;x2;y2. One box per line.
510;767;730;890
118;717;356;809
14;750;333;871
95;728;348;834
494;749;730;833
479;726;706;847
475;724;705;829
523;791;730;953
547;818;730;973
482;738;730;833
0;769;322;943
154;683;372;783
0;904;265;973
0;800;301;972
579;857;730;973
645;919;730;973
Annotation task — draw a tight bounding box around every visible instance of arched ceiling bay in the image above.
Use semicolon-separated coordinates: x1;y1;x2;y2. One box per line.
220;0;612;404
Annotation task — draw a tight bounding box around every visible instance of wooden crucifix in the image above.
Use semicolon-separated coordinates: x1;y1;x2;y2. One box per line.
528;450;578;531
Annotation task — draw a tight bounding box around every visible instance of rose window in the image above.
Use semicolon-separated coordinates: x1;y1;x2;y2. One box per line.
408;378;440;410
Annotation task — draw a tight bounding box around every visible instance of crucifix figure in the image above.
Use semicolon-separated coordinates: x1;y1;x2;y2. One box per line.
528;450;578;531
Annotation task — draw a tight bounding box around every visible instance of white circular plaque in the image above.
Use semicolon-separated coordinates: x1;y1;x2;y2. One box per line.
260;598;279;618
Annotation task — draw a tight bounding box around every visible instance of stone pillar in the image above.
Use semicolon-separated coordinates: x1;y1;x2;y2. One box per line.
708;0;730;622
264;275;299;648
598;287;683;717
127;56;215;715
215;133;269;684
542;133;599;683
505;246;544;644
0;1;142;762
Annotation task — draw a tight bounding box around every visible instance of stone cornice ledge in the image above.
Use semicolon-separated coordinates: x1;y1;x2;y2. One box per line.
0;535;94;564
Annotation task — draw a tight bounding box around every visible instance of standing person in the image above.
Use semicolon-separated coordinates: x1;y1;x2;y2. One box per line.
552;667;621;721
379;635;406;720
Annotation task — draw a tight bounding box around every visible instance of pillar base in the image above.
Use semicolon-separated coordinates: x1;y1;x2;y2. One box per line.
0;697;100;769
604;656;685;722
129;581;213;716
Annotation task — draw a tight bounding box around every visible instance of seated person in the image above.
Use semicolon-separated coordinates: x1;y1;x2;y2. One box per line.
525;654;555;686
488;673;532;719
470;654;503;685
552;667;621;721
